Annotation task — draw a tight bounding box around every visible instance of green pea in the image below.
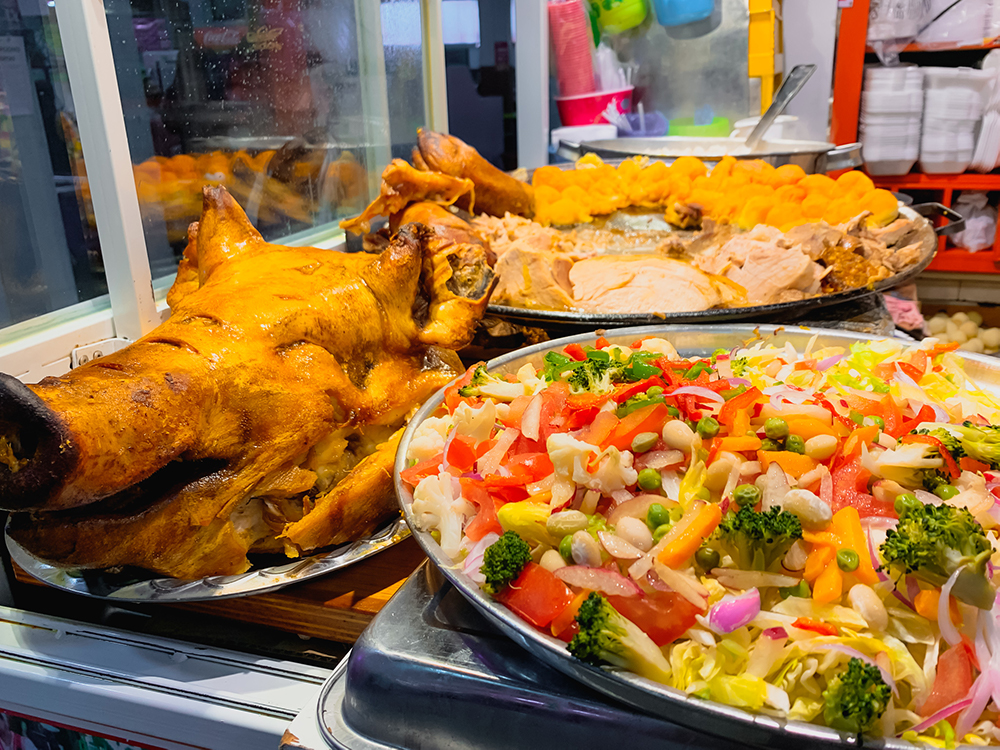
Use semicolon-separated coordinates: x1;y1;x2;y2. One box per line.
695;546;720;571
785;435;806;454
652;523;672;542
647;386;664;397
559;534;574;562
867;415;885;430
894;492;920;516
638;467;663;492
733;484;762;507
761;438;782;452
667;405;680;417
631;431;659;454
669;506;684;522
837;549;860;572
779;580;811;599
694;486;711;501
935;484;960;500
764;417;789;440
696;416;720;439
647;502;669;529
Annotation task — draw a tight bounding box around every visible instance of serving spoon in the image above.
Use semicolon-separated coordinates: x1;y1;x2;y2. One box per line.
744;64;817;152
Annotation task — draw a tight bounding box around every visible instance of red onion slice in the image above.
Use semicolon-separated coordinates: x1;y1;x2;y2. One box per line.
607;494;671;527
906;698;974;736
636;450;684;471
707;589;760;634
763;626;788;640
520;393;543;441
866;527;889;583
598;530;642;560
956;670;996;738
555;565;643;597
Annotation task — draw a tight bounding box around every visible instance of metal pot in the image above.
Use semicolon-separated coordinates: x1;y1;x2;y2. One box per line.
557;136;862;173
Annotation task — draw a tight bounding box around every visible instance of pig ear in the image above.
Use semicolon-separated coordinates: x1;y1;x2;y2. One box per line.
196;187;264;285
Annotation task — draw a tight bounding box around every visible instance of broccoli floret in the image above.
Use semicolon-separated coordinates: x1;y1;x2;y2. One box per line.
458;365;524;400
480;530;531;595
543;348;663;394
876;439;954;493
912;426;966;461
952;421;1000;470
822;657;891;734
568;592;672;683
711;505;803;572
731;357;749;378
880;500;995;609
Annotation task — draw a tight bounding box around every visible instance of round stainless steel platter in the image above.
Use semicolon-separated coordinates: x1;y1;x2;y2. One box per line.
394;324;1000;749
6;515;409;602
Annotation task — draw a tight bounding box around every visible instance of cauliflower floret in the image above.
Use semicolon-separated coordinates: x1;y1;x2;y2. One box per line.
452;401;496;445
411;472;476;558
639;337;678;359
547;432;638;496
515;363;547;394
407;416;452;462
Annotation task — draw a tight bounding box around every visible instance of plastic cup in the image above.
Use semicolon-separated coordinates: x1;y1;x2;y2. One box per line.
556;86;633;126
549;1;596;97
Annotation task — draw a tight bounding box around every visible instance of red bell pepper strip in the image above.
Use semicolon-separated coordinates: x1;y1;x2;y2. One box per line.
595;336;611;349
792;618;839;637
961;456;991;474
900;434;961;479
899;404;938;435
612;376;667;404
718;386;762;428
445;434;478;473
460;478;503;541
563;343;587;361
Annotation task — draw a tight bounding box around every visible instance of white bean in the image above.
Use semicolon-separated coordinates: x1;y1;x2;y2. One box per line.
616;516;654;552
662;420;696;452
804;434;838;461
705;457;735;492
780;488;832;530
540;549;567;573
848;584;888;632
546;510;589;538
571;530;602;567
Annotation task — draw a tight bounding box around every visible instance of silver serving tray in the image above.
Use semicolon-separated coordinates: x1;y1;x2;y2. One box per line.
395;324;1000;748
6;516;409;602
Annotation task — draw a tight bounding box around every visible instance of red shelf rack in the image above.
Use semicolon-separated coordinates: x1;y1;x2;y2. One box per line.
869;172;1000;274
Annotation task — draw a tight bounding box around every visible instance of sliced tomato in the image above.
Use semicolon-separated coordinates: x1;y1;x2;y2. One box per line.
400;453;443;486
794;358;818;371
927;341;961;358
507;452;554;482
792;617;838;636
501;394;532;429
566;392;610;410
539;382;571;442
607;591;701;647
835;425;879;469
880;395;903;438
445;434;478;473
495;562;576;629
603;403;670;451
920;641;977;718
551;590;589;642
563;343;587;361
566;405;600;431
718;386;762;428
831;457;896;518
461;478;503;541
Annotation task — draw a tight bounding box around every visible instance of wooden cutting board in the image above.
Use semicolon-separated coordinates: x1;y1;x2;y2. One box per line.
12;537;427;644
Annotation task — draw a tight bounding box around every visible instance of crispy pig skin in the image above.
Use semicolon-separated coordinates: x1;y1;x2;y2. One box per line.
1;186;493;578
417;129;534;218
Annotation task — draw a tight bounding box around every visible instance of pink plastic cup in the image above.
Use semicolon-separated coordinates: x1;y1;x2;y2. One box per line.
556;87;634;126
549;0;596;97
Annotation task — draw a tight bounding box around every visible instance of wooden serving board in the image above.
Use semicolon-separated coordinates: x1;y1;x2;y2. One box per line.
12;536;427;644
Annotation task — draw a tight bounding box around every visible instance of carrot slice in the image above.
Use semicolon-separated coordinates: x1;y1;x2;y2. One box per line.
657;503;723;569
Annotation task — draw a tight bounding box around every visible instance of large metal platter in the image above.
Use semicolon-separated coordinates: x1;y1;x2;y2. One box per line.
6;516;409;602
486;204;948;332
395;324;1000;749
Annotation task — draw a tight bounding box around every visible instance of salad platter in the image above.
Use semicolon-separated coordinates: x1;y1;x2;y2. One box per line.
395;325;1000;748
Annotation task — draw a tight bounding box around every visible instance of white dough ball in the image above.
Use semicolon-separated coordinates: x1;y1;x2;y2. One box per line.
952;312;970;324
968;310;984;325
952;329;969;344
946;321;961;340
960;338;985;353
928;316;948;334
960;320;980;338
982;327;1000;349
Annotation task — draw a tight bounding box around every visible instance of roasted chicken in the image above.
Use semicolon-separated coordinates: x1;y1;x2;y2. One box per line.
0;186;495;579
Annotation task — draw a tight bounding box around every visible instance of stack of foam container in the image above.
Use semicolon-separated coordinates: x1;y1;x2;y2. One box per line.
860;66;924;176
920;67;993;174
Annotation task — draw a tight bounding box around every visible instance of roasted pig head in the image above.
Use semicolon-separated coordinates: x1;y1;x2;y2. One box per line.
0;186;495;578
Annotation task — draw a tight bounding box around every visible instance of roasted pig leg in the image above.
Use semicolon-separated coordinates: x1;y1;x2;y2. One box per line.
1;186;494;578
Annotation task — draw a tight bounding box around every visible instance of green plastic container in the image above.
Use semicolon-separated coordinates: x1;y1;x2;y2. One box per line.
588;0;648;35
668;117;731;137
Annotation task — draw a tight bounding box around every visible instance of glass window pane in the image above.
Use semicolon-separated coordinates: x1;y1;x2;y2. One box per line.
107;0;426;276
0;2;107;332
